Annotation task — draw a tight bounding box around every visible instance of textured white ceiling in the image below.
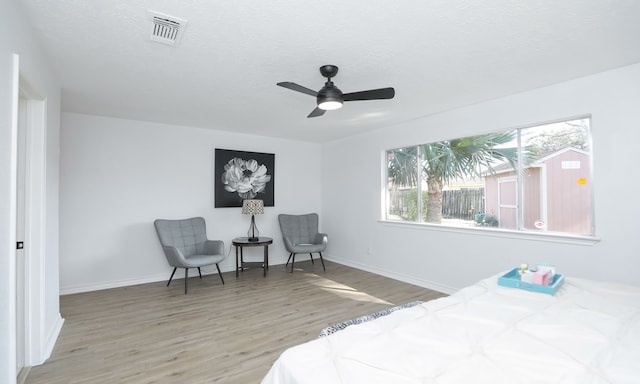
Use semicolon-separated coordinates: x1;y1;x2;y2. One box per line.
18;0;640;142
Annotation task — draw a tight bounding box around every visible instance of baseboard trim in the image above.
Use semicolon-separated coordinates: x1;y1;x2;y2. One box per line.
59;265;246;295
324;255;458;295
17;366;30;384
43;313;65;364
60;274;170;295
60;257;457;296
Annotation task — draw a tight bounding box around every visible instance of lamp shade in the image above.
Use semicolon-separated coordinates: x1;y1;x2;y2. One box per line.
242;199;264;215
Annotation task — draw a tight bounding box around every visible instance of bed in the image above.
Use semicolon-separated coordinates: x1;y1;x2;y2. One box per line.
261;273;640;384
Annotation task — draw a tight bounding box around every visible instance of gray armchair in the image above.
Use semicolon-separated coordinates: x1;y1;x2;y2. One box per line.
153;217;226;294
278;213;327;273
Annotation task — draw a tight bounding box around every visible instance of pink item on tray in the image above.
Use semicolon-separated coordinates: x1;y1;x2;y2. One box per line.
533;270;551;286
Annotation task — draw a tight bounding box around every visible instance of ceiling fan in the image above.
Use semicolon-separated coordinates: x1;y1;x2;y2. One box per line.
277;65;395;118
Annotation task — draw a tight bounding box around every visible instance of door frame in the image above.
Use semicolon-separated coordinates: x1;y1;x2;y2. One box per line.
11;54;49;378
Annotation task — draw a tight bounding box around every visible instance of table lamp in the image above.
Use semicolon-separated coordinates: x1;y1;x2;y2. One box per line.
242;199;264;242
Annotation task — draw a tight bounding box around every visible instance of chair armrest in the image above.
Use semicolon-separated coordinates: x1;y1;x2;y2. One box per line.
204;240;225;256
314;233;328;245
162;245;188;267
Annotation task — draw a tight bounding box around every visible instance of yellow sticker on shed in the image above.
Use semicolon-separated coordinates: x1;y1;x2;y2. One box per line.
577;178;587;185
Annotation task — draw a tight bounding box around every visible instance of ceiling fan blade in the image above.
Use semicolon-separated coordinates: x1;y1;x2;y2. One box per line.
277;82;318;97
342;87;395;102
307;107;326;118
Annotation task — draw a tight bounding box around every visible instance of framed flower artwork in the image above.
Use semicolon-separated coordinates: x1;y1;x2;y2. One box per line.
214;148;275;208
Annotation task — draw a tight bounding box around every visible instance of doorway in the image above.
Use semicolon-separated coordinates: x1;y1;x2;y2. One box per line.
14;71;47;382
16;93;27;382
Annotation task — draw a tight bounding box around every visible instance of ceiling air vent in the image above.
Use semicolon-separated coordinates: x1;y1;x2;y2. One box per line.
148;11;187;46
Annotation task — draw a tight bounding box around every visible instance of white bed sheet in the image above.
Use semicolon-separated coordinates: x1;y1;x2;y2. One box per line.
261;275;640;384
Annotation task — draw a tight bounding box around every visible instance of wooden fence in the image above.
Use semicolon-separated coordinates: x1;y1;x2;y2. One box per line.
441;188;485;220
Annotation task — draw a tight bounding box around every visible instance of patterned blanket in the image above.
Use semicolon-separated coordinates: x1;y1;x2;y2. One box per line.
318;301;424;337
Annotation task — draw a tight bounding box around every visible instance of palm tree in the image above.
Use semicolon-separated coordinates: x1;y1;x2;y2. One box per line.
387;147;420;219
387;146;418;187
422;132;518;223
389;132;519;223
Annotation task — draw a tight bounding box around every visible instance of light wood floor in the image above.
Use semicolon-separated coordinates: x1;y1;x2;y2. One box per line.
25;260;446;384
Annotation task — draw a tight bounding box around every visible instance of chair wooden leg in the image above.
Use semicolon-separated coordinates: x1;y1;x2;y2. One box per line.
309;253;314;264
198;267;202;278
290;253;296;273
216;264;225;285
318;252;326;271
167;267;177;286
184;268;188;294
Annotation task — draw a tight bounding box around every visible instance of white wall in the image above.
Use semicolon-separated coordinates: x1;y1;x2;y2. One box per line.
1;0;61;380
62;64;640;296
59;113;323;293
322;63;640;292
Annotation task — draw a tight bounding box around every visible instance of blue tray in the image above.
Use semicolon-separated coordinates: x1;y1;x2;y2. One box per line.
498;267;565;295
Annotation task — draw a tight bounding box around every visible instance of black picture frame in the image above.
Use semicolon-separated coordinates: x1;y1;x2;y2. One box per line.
214;148;275;208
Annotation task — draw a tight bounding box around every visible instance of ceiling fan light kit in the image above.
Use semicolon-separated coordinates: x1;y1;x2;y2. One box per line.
277;65;395;118
318;100;343;110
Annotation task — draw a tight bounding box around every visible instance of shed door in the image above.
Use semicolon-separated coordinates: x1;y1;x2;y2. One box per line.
498;177;517;229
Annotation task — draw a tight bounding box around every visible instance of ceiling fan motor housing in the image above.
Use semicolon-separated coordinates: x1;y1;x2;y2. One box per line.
317;81;343;110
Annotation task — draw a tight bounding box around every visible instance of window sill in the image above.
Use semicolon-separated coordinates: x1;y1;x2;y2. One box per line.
379;220;600;246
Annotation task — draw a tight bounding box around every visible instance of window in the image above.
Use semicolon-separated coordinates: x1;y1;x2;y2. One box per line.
385;117;594;237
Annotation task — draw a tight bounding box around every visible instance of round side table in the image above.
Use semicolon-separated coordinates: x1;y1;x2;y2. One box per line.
232;237;273;277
